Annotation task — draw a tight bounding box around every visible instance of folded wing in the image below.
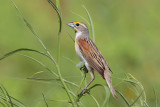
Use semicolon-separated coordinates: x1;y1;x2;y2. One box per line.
78;37;110;79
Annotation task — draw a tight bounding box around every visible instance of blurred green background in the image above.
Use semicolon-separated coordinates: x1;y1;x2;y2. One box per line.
0;0;159;106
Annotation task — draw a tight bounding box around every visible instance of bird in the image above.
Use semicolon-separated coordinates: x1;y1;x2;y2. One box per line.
67;21;117;99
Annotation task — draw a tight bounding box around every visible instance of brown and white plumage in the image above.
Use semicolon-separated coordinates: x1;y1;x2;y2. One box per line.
67;21;117;98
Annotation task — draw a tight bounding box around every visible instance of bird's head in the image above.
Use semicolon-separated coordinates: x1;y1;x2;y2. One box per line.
67;22;89;34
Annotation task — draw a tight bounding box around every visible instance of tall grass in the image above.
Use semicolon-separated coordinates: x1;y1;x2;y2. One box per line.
0;85;25;107
0;0;154;107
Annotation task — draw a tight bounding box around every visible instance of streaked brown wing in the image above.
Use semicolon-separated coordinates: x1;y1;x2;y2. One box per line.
78;37;110;79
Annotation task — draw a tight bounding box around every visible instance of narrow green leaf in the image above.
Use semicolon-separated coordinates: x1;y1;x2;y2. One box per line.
144;101;149;107
127;73;146;105
101;85;110;107
62;56;76;65
27;77;58;82
1;85;13;107
0;86;5;97
89;94;100;107
0;100;7;107
116;90;130;106
11;0;56;66
64;29;75;42
0;96;26;107
47;99;69;103
17;53;58;76
71;11;90;25
10;0;48;52
27;77;79;88
0;48;56;64
56;0;61;12
83;5;95;42
42;93;49;107
0;96;9;107
48;0;62;64
48;0;62;34
153;88;157;107
130;90;143;106
88;84;103;90
0;86;9;107
9;96;26;107
47;1;75;105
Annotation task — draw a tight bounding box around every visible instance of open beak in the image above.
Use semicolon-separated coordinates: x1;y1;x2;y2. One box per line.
67;22;74;28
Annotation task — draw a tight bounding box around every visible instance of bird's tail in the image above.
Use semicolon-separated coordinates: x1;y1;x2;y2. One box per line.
104;70;118;99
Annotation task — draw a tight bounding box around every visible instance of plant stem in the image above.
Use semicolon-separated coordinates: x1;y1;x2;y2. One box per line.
56;65;76;106
56;0;61;12
75;73;86;102
57;32;61;64
56;0;61;64
48;0;76;106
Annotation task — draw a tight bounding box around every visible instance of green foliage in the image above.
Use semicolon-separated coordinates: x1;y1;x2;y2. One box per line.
0;0;159;106
0;85;25;107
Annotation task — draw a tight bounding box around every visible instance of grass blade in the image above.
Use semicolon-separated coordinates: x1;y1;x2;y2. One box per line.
42;93;49;107
48;0;62;64
130;90;143;106
89;94;100;107
0;100;8;107
56;0;61;13
17;53;57;76
10;0;47;51
0;96;26;107
27;77;58;82
11;0;56;66
47;1;75;106
64;28;75;42
83;5;95;42
0;96;10;107
101;85;110;107
116;90;130;106
47;99;69;103
0;48;56;64
153;88;157;107
0;85;25;107
127;73;147;105
9;96;26;107
71;11;90;25
0;85;13;107
0;86;9;107
48;0;62;34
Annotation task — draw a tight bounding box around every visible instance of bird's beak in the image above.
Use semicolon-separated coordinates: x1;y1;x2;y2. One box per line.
67;22;74;28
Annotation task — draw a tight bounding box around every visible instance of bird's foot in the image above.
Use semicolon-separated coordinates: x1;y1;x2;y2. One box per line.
80;65;88;73
78;88;87;96
78;88;90;97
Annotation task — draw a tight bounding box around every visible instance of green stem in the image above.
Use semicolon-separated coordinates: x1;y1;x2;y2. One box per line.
56;0;61;12
56;65;76;106
48;0;76;106
75;73;86;102
57;32;61;64
56;0;61;64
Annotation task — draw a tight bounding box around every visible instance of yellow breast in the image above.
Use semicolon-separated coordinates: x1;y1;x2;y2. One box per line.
75;38;77;47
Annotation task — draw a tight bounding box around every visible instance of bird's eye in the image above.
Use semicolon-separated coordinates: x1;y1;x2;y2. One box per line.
76;23;80;26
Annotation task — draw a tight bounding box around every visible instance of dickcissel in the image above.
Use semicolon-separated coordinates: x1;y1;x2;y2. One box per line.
67;21;117;98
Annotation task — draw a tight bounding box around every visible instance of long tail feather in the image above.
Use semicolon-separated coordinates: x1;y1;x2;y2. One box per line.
104;70;118;99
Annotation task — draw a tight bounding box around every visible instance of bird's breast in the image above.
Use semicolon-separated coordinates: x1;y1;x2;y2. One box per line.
75;40;86;62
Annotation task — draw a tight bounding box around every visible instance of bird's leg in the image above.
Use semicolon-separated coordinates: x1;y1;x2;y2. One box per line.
78;70;95;96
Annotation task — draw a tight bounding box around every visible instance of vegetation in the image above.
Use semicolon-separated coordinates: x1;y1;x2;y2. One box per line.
0;0;159;106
